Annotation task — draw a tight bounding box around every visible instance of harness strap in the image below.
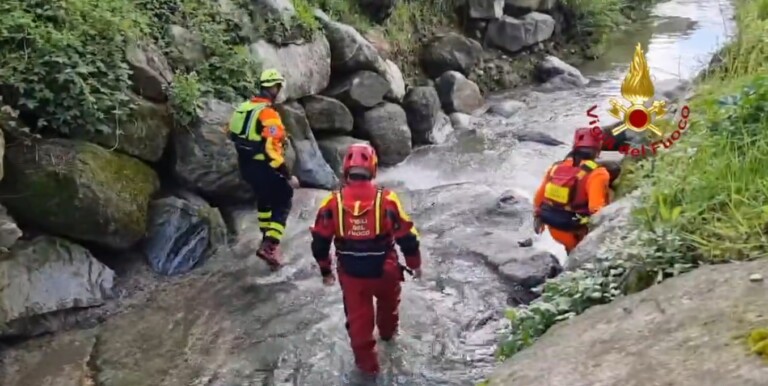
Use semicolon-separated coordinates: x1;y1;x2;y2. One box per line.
335;188;384;237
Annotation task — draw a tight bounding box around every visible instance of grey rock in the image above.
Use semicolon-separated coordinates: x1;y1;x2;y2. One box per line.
0;236;115;337
291;139;339;189
514;130;565;146
485;13;555;53
249;34;332;102
450;112;473;131
354;102;412;165
251;0;295;18
504;0;557;12
324;70;389;110
469;0;504;19
402;87;450;145
488;99;526;118
275;101;312;139
317;136;370;177
73;94;172;162
125;41;173;102
167;25;206;70
301;95;354;134
144;193;227;276
0;204;21;249
314;10;386;74
419;33;483;78
381;59;406;102
488;259;768;385
535;55;589;87
499;250;563;288
435;71;485;114
172;98;254;203
0;139;159;249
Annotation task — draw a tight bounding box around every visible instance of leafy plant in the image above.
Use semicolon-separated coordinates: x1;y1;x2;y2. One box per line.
0;0;147;134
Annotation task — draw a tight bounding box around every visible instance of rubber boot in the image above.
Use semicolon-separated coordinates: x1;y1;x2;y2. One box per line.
256;239;282;270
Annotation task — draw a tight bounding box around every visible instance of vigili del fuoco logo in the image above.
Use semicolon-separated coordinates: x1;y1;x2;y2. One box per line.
586;43;691;157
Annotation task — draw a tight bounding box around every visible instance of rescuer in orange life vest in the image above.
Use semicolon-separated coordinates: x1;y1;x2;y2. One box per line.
533;127;612;254
309;143;422;377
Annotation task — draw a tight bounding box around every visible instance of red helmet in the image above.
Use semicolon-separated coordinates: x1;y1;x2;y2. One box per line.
342;143;378;179
573;127;602;150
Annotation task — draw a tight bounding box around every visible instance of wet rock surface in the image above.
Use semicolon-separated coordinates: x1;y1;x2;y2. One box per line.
488;259;768;386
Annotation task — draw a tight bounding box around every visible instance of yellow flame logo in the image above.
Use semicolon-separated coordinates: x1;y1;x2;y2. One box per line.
608;43;667;136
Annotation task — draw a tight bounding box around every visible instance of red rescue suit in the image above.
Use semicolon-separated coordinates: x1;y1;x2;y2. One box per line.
310;180;421;374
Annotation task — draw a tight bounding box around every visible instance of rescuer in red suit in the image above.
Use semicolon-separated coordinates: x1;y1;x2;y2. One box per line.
309;143;423;377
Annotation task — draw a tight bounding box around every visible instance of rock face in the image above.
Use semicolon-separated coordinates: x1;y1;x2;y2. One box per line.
485;13;556;53
567;194;639;271
75;95;172;162
249;34;332;102
301;95;354;134
381;59;406;102
0;139;159;249
0;204;21;249
172;98;253;203
435;71;485;114
144;194;227;276
402;86;452;145
323;70;389;110
314;10;385;74
420;33;483;78
354;102;412;165
318;136;370;176
535;55;589;88
0;236;115;337
167;25;206;70
469;0;504;19
489;259;768;385
125;42;173;102
504;0;557;12
275;101;339;189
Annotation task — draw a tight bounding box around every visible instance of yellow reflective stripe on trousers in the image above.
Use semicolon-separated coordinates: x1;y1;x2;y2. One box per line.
374;189;382;235
257;211;271;230
265;230;282;240
335;192;344;235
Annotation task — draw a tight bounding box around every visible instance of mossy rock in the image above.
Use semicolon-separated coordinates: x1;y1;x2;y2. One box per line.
0;139;160;250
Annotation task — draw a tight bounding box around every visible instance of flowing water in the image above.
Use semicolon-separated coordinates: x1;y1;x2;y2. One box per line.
0;1;735;385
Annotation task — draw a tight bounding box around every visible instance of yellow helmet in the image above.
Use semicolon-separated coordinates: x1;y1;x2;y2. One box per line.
260;68;285;87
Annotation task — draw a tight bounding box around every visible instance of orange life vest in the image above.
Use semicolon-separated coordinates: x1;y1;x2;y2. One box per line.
541;159;598;215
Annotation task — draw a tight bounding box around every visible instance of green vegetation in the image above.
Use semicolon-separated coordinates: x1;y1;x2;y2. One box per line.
561;0;659;57
498;0;768;360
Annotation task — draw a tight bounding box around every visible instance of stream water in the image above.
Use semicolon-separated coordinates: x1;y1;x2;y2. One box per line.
0;0;734;385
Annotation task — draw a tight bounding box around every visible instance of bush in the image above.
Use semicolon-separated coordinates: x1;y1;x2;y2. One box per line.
0;0;147;134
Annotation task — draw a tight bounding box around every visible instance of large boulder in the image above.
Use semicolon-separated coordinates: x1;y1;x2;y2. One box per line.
0;204;21;249
125;41;173;102
381;59;406;102
0;236;115;337
144;193;227;276
488;260;768;385
419;33;483;79
504;0;558;13
314;10;386;74
485;13;556;53
72;94;172;162
317;136;370;177
301;95;354;134
354;102;412;165
402;86;452;145
323;70;389;111
275;101;339;189
435;71;485;114
534;55;589;88
167;25;206;70
172;98;253;203
469;0;504;19
566;193;639;271
249;34;332;102
0;139;159;249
